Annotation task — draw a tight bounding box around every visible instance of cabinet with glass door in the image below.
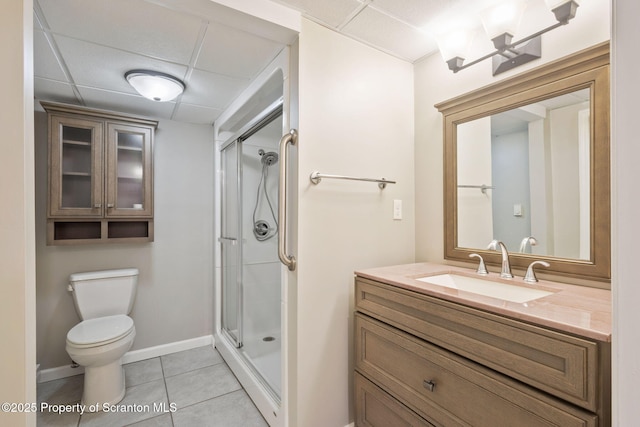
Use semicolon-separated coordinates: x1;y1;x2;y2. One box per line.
43;102;157;245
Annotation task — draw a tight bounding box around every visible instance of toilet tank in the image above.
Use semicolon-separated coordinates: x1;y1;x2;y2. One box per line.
69;268;139;320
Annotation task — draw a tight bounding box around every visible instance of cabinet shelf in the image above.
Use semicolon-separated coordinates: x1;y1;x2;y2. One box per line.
63;139;91;146
117;145;143;152
62;171;91;177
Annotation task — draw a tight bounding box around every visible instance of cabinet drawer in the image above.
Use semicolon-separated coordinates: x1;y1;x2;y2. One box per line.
355;278;600;410
355;314;596;427
355;372;433;427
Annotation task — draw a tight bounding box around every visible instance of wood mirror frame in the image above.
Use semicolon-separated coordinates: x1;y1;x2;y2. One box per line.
435;42;610;282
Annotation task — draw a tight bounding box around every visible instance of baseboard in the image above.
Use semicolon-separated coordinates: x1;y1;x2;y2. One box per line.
39;364;84;383
38;335;215;383
121;335;214;364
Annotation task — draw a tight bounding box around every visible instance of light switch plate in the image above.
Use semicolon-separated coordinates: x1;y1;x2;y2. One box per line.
393;200;402;220
513;204;523;217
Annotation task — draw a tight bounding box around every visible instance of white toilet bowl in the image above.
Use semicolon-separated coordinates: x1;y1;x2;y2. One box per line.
66;314;136;409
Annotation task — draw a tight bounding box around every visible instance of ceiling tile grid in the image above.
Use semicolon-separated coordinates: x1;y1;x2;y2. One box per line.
33;0;509;125
195;22;285;79
52;35;190;96
272;0;448;61
37;0;203;64
341;6;437;61
270;0;365;28
32;0;293;125
369;0;451;28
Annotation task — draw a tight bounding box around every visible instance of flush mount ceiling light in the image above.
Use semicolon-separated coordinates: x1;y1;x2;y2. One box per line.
125;70;185;102
436;0;580;75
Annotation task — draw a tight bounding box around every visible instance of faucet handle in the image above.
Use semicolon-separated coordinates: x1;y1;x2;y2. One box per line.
524;260;550;283
469;253;488;276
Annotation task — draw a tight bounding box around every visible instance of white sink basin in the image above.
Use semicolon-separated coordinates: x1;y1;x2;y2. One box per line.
416;273;554;303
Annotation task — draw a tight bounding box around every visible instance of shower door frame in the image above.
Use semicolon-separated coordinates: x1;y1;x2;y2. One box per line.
219;100;284;399
220;138;243;349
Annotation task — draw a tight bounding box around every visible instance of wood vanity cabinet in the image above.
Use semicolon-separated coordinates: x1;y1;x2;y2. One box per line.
43;102;157;245
354;276;611;427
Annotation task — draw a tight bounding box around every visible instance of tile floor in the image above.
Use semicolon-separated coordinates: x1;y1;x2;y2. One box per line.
37;346;268;427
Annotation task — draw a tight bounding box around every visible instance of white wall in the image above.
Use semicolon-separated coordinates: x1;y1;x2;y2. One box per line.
0;0;36;425
35;114;215;369
414;0;610;265
611;0;640;423
292;19;415;427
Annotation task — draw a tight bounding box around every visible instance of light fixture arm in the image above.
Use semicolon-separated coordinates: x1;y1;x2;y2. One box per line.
446;0;579;75
449;20;564;74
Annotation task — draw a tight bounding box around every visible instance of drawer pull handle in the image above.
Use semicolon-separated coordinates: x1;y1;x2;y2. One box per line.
423;380;436;392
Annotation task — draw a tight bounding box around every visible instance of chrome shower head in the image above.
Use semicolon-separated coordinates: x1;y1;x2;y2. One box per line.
259;150;279;166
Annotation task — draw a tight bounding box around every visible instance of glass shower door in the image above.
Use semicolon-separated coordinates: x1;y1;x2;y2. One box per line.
239;111;283;399
219;105;283;402
220;140;242;347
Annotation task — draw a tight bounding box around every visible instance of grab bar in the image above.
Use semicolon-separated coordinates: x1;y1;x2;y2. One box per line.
278;129;297;271
309;171;396;189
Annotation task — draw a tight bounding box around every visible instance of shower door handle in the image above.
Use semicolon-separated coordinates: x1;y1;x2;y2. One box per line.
278;129;297;271
218;237;237;245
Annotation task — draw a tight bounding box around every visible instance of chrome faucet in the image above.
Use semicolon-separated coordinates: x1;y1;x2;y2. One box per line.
524;260;550;283
519;236;538;253
487;240;513;279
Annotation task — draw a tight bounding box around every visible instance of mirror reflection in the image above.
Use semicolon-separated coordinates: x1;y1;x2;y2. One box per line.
457;88;590;260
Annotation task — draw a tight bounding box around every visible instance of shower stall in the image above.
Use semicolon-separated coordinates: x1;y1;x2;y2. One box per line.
218;103;284;413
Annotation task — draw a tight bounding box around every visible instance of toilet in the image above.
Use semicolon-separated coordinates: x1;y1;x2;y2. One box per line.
65;268;138;410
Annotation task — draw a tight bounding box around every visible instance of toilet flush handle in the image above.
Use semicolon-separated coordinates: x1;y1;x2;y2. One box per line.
67;284;73;292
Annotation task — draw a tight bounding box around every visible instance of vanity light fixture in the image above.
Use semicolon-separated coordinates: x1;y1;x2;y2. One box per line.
437;0;580;75
125;70;185;102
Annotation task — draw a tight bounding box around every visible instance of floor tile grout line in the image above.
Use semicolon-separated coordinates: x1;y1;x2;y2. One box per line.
160;356;226;379
164;386;244;414
158;356;175;427
38;346;264;427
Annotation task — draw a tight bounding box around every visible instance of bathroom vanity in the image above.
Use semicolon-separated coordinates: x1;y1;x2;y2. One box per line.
353;263;611;426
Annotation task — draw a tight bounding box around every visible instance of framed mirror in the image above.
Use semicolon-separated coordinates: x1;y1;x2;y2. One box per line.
436;42;610;281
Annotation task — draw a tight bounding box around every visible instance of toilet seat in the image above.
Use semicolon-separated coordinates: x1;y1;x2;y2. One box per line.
67;315;134;348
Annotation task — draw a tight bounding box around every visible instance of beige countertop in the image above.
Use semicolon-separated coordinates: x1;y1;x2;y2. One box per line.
355;262;611;342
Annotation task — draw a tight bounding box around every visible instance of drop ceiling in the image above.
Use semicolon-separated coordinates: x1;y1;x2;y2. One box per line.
32;0;508;125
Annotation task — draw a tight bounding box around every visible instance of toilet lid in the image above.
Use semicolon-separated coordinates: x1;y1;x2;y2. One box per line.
67;315;134;347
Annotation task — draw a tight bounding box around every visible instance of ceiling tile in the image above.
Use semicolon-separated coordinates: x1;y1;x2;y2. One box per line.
342;7;438;61
37;0;203;64
196;22;285;79
34;30;67;81
172;103;222;125
34;78;79;104
54;35;188;96
151;0;299;45
370;0;450;28
272;0;363;28
33;8;43;30
76;86;176;120
180;69;249;110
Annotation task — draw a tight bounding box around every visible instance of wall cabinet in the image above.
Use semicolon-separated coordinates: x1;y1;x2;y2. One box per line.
354;276;611;427
43;102;157;245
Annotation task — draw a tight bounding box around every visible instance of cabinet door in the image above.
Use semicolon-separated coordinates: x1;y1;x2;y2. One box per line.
49;116;104;217
106;123;153;217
